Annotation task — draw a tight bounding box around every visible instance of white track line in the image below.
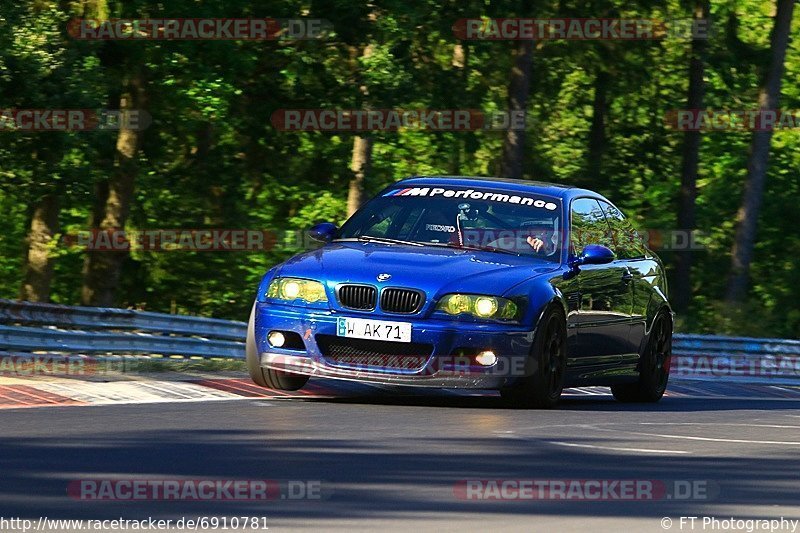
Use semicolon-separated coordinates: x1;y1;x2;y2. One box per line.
637;422;800;429
548;441;690;454
589;426;800;446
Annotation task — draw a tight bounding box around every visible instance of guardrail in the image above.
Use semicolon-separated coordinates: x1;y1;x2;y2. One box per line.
672;334;800;385
0;298;797;384
0;299;245;361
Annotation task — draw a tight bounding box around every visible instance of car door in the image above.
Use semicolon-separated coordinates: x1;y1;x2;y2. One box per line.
567;198;634;365
599;200;656;355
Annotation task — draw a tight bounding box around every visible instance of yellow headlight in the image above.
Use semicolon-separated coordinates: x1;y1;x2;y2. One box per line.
281;280;301;299
474;297;498;317
302;281;327;302
442;294;472;315
267;278;328;304
498;300;519;319
436;294;519;320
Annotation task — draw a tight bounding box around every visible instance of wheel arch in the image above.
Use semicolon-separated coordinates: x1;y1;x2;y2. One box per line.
505;272;568;330
639;294;674;355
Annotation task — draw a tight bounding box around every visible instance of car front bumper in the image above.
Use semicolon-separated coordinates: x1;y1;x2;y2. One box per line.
254;301;536;389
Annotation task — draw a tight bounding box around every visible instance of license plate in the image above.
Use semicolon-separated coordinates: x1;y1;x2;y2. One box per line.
336;317;412;343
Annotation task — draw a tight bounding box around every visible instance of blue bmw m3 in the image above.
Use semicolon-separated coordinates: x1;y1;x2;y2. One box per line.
247;176;673;408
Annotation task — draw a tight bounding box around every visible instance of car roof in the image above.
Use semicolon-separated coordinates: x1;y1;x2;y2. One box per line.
392;175;602;201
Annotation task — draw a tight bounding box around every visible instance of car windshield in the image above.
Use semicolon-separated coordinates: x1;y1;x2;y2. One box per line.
335;186;563;261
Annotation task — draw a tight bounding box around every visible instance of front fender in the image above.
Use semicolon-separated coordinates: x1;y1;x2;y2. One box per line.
254;266;281;304
639;267;673;353
503;271;568;328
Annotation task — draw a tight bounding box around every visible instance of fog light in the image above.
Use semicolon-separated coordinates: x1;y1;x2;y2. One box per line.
268;331;286;348
475;350;497;366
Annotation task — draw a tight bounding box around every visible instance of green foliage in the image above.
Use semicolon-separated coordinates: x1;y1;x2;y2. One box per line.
0;0;798;338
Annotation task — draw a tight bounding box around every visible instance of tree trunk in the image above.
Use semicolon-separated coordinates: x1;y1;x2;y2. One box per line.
346;42;375;217
81;72;145;306
673;0;709;312
346;135;373;216
19;195;59;302
586;69;609;187
725;0;795;303
449;43;468;175
499;39;533;179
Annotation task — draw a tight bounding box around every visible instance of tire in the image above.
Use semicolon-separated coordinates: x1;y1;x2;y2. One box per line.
611;311;672;403
246;304;309;391
500;305;567;409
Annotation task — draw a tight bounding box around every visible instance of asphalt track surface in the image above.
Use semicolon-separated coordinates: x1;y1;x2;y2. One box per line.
1;379;799;532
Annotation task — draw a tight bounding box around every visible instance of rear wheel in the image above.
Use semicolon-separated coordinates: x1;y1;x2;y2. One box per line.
611;311;672;403
500;306;567;409
246;304;309;391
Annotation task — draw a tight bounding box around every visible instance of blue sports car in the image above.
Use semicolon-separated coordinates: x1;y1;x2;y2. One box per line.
246;176;672;408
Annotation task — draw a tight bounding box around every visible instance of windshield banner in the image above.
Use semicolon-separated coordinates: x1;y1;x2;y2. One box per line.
384;187;559;211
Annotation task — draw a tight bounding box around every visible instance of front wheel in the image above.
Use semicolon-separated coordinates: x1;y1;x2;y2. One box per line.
246;304;309;391
611;311;672;403
500;305;567;409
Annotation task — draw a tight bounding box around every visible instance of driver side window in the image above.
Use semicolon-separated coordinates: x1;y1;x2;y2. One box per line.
597;201;648;259
355;204;402;237
570;198;614;255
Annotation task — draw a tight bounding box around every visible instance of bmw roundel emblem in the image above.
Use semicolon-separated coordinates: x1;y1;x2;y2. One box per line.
377;273;392;282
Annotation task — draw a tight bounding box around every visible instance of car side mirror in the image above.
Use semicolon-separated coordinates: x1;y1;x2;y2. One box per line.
307;222;338;243
579;244;615;265
565;244;615;278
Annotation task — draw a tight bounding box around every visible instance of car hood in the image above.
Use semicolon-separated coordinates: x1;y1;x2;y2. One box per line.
275;241;558;297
